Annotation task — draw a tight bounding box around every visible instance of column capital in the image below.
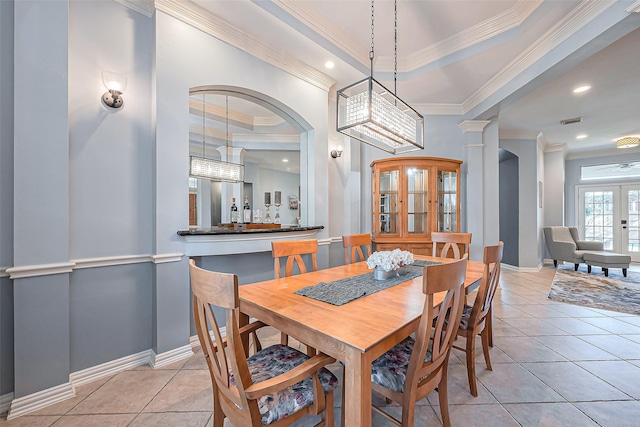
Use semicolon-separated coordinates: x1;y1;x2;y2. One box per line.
459;120;491;133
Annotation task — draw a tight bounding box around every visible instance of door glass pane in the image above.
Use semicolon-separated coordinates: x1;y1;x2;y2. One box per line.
583;190;614;250
407;168;428;234
378;170;398;235
437;171;457;232
628;189;640;252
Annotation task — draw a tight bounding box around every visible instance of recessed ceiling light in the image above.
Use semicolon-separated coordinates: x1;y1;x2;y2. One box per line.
573;85;591;93
282;158;289;163
325;61;335;69
576;134;588;139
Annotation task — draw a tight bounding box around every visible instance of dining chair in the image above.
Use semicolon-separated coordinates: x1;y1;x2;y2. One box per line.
271;239;318;353
453;242;504;397
271;239;318;279
370;256;468;427
189;259;338;427
431;232;472;259
342;233;372;264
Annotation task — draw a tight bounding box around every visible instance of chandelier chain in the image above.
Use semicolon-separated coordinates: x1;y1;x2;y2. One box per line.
202;94;206;158
369;0;375;69
225;96;229;152
394;0;398;95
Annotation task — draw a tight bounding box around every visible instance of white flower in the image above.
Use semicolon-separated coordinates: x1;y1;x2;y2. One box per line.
366;249;414;271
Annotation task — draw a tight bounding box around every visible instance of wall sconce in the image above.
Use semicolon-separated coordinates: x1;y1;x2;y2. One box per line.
101;71;127;109
330;146;343;158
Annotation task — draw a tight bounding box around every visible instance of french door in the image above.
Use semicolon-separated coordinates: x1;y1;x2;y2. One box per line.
578;184;640;262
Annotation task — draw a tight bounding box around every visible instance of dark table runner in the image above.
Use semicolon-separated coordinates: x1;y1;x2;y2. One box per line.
294;260;441;306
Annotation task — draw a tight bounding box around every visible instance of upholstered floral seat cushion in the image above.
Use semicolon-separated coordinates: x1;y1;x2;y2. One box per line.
229;344;339;425
459;304;474;329
371;337;431;393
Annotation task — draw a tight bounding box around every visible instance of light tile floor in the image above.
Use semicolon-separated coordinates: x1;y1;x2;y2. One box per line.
2;263;640;426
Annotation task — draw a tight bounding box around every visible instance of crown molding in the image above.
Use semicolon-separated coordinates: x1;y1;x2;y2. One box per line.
459;120;491;133
113;0;155;17
627;1;640;13
544;144;567;153
254;116;287;127
414;103;464;116
232;134;300;144
269;0;369;68
155;0;335;92
565;146;623;160
377;0;542;71
190;98;255;127
463;0;615;114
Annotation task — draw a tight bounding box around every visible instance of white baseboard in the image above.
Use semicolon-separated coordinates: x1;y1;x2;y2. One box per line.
150;344;194;369
7;343;195;419
190;334;200;348
0;392;14;414
7;382;74;420
69;349;153;387
501;263;542;273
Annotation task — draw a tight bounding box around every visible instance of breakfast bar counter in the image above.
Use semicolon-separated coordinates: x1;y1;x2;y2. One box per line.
178;225;324;256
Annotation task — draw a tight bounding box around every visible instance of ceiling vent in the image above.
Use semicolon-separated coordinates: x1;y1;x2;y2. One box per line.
560;117;583;125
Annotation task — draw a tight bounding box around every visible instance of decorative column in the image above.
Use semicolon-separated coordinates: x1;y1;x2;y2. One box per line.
8;0;73;417
460;120;490;260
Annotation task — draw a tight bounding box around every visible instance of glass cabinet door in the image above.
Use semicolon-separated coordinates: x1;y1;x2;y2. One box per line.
437;170;457;232
406;167;428;234
378;170;399;234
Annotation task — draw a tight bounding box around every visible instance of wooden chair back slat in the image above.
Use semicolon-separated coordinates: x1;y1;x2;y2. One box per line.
342;234;372;264
271;239;318;278
431;232;472;259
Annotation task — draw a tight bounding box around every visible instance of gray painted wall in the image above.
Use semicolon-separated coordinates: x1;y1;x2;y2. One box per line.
500;139;541;268
543;150;565;259
13;0;71;397
0;0;14;397
70;265;153;372
499;155;519;266
69;0;153;258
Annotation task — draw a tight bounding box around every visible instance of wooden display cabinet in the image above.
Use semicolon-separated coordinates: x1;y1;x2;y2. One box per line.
371;157;462;255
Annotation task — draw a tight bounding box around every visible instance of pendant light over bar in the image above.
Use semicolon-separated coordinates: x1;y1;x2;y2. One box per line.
336;0;424;154
189;95;244;182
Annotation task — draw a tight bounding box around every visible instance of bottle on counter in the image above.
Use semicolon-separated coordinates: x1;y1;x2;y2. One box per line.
243;196;251;223
230;198;239;223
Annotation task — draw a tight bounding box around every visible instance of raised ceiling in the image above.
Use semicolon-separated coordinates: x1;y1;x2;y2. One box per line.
140;0;640;157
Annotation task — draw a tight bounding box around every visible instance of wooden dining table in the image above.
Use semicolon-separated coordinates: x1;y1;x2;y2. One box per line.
239;255;484;427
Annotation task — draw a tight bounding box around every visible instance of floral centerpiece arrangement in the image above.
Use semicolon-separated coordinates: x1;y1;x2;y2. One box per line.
366;249;414;272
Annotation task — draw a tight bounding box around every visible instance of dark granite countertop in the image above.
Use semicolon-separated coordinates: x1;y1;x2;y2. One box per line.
177;225;324;236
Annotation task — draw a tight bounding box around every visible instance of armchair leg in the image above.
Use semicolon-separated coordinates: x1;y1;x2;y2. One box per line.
553;260;557;268
574;264;579;271
587;265;591;273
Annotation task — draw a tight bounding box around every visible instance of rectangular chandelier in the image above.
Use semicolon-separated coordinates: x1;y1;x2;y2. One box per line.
337;77;424;154
189;156;245;182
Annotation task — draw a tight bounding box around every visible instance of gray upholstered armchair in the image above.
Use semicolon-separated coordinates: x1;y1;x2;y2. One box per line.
543;226;604;269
